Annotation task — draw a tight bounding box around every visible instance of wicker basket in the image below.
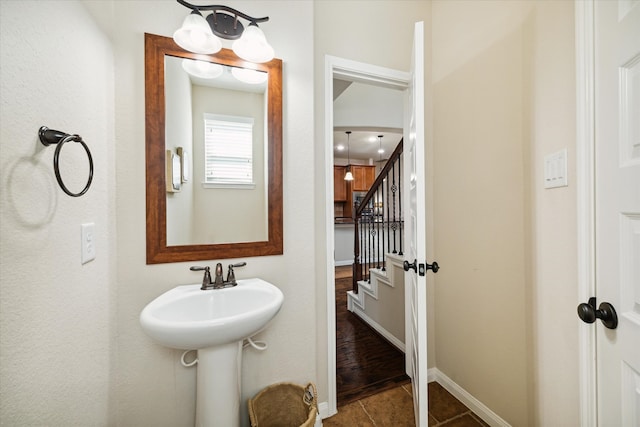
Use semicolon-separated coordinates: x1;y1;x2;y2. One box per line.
248;382;317;427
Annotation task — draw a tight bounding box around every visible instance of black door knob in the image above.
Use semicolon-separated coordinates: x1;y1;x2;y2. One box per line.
426;261;439;273
403;259;417;273
577;297;618;330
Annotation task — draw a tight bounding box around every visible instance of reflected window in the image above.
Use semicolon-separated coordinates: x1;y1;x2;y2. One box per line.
203;113;254;188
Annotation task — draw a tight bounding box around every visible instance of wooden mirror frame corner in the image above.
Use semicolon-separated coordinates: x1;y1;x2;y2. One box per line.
144;33;283;264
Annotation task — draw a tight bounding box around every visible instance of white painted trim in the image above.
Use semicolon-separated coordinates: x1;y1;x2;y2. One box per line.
428;368;511;427
317;402;329;422
370;268;392;287
323;55;338;419
427;367;437;383
331;57;410;90
575;1;598;426
324;54;410;420
348;295;406;352
357;278;379;300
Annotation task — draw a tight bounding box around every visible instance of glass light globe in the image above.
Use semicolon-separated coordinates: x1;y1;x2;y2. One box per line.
173;11;221;54
232;23;274;63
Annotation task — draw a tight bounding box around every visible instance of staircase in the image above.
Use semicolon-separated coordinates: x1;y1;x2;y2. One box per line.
345;139;405;350
346;253;406;351
352;139;404;292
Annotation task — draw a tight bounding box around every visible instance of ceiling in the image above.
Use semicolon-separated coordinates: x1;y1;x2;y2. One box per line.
333;79;404;162
333;129;402;162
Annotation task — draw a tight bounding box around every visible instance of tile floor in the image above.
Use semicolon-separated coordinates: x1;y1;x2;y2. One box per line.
323;381;488;427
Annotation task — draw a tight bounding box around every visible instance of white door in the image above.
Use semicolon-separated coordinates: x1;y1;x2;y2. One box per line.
403;21;431;427
593;1;640;425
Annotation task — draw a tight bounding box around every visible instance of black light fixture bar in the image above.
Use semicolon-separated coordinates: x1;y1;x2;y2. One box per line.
177;0;268;39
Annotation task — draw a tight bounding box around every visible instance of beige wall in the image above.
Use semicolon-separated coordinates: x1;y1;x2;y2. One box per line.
526;2;579;424
190;86;267;244
432;1;578;425
0;1;116;424
165;55;195;245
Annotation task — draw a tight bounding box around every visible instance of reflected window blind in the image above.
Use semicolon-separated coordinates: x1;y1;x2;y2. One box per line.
203;113;254;185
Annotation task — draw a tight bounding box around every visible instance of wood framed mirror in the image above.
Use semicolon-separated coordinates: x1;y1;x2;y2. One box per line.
145;33;282;264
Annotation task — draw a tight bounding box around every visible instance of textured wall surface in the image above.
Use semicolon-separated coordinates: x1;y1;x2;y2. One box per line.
0;1;116;425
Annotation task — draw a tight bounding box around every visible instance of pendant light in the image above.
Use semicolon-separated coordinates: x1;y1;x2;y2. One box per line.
344;131;354;181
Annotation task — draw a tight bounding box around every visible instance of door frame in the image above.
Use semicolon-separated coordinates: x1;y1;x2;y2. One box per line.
576;0;597;425
323;54;410;418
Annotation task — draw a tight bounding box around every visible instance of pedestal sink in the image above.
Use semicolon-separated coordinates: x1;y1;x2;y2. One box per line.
140;278;284;427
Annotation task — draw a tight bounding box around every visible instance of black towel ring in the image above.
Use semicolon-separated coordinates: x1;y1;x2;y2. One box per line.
38;126;94;197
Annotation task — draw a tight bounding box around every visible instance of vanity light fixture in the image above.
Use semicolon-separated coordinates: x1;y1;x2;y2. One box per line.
174;0;274;63
344;131;354;181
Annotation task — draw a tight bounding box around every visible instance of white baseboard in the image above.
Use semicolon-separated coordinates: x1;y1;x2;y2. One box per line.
428;368;511;427
318;401;332;421
334;260;352;267
348;294;405;353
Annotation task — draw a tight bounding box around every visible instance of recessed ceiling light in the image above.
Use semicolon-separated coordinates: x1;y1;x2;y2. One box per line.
335;144;345;151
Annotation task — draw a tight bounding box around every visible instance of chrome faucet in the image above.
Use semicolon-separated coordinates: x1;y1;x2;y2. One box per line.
190;262;246;290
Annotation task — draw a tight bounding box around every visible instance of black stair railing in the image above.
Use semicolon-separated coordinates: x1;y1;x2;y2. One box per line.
352;139;404;293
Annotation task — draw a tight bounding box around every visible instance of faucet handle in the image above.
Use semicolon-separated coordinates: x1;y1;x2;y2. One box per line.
190;266;212;290
225;262;247;285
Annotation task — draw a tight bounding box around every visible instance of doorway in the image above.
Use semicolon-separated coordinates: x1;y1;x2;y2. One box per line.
323;54;411;416
332;78;408;406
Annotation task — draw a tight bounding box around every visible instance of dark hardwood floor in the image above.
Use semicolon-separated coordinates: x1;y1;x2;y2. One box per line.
335;270;410;406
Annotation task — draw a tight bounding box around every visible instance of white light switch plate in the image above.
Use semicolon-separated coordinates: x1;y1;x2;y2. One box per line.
81;223;96;264
544;149;568;189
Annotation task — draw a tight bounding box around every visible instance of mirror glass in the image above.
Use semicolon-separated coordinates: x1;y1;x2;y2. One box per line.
164;56;268;245
145;33;283;264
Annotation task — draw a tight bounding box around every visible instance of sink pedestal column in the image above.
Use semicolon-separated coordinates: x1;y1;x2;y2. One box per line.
196;341;243;427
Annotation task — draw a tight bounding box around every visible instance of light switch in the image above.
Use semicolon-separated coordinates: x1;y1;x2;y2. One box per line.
81;223;96;264
544;149;568;189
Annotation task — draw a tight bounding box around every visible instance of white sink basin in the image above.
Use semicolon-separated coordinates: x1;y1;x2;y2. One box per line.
140;278;284;349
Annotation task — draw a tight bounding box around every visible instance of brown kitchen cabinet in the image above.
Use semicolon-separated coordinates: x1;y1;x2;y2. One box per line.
334;165;376;220
333;166;347;201
350;165;376;192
